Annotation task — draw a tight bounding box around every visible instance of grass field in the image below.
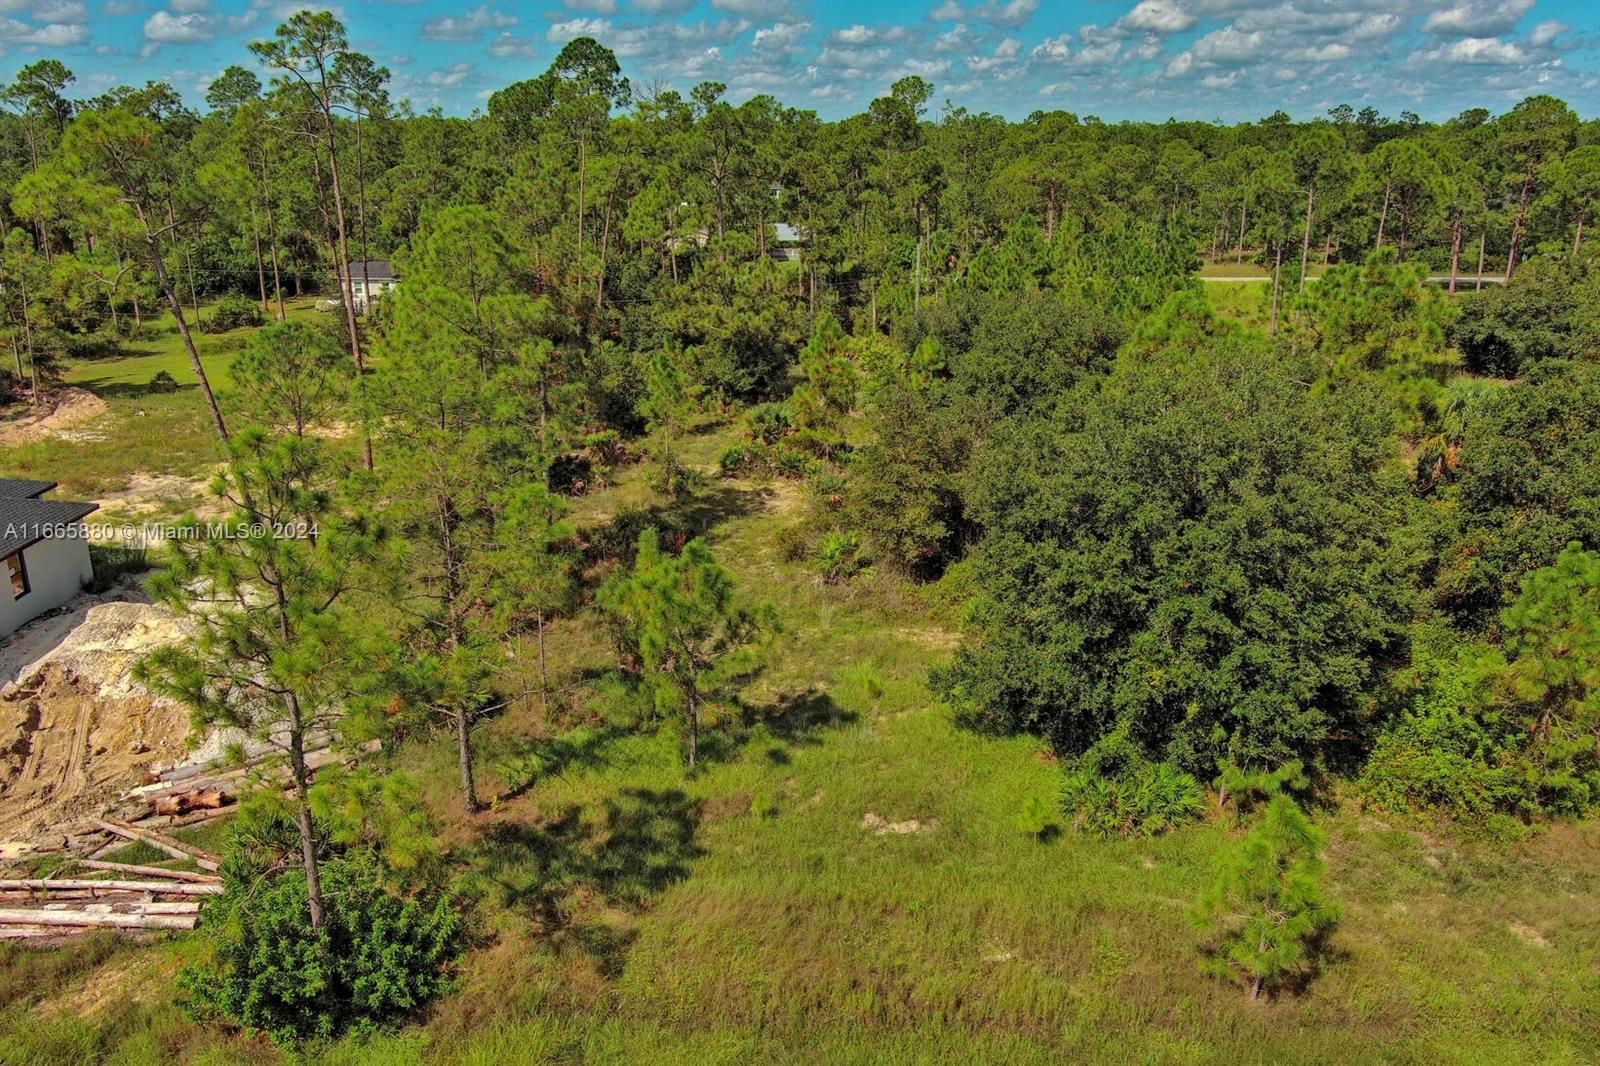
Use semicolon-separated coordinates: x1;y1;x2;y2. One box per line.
3;414;1600;1065
0;299;324;500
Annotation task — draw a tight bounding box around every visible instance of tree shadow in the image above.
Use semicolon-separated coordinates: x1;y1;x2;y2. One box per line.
580;484;773;569
695;688;859;767
70;377;198;401
461;787;704;945
489;719;638;804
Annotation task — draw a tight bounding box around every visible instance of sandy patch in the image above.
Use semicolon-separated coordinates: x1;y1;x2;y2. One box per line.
0;388;109;448
93;471;222;521
861;811;935;835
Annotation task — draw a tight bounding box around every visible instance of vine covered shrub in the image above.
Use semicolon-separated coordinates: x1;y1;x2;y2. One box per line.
177;857;461;1046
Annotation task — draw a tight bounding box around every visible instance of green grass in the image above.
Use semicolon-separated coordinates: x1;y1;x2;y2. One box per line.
0;298;326;500
5;422;1600;1064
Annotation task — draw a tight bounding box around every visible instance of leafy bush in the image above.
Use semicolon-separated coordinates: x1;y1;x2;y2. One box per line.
1434;359;1600;632
1061;757;1203;840
202;292;264;333
744;402;791;445
937;339;1412;773
177;857;460;1046
814;530;870;585
147;370;179;393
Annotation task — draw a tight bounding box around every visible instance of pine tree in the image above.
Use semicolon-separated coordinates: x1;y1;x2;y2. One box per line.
599;529;770;768
136;431;382;930
1192;792;1338;999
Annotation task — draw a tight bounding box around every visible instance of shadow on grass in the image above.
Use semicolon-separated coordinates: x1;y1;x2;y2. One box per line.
695;688;859;768
70;377;199;400
581;483;774;569
461;787;704;944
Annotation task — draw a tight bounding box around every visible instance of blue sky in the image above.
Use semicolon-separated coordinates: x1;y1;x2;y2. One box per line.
2;1;1597;121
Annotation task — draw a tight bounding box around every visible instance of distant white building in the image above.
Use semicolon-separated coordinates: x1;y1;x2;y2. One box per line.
0;479;97;639
346;260;398;313
769;223;805;262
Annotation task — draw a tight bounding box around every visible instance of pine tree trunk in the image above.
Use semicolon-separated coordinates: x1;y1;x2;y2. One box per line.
455;704;479;815
1375;181;1391;251
1476;230;1487;291
1270;243;1283;338
1506;173;1533;282
1299;178;1315;292
537;607;549;718
283;689;324;932
1574;196;1589;257
145;224;227;442
1449;219;1463;294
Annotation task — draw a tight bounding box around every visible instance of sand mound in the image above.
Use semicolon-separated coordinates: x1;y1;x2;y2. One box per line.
0;388;109;448
0;597;193;842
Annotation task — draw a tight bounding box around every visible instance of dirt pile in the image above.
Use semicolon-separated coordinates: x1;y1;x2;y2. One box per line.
0;388;109;448
0;598;193;844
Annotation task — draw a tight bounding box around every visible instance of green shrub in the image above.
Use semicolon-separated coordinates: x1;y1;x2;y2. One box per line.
178;857;460;1046
814;530;870;584
202;293;264;333
744;402;791;445
1061;760;1204;840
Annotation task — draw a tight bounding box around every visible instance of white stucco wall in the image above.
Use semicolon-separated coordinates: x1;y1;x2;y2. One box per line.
0;533;93;639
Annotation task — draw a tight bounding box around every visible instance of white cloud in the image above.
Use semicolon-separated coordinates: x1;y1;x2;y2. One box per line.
708;0;788;16
1120;0;1194;35
1190;25;1262;63
1527;19;1569;48
1423;35;1531;64
1423;0;1534;37
486;31;537;58
142;9;207;40
752;19;808;51
1286;42;1350;62
31;0;86;23
546;16;608;42
929;0;961;19
426;61;474;87
419;3;516;43
0;14;85;43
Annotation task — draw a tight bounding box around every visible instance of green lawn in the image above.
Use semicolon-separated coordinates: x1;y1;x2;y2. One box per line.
4;423;1599;1065
0;299;326;501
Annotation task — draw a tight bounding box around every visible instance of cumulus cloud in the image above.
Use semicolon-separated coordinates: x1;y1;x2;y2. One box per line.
139;3;252;49
1119;0;1194;35
419;3;515;43
1422;35;1531;64
1422;0;1535;37
0;14;86;43
752;19;808;52
426;61;474;87
486;30;537;58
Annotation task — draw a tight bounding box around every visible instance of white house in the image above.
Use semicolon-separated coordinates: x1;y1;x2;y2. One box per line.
0;478;97;639
346;260;398;313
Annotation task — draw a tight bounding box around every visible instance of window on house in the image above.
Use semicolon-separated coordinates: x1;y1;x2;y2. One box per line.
4;552;27;600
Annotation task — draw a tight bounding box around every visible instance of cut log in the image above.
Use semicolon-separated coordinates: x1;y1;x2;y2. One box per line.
93;818;221;872
0;908;197;931
150;804;238;831
0;879;222;896
155;789;227;817
74;860;221;884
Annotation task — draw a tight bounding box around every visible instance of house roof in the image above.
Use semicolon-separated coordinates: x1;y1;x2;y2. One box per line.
346;260;396;281
0;478;56;499
772;223;804;244
0;481;98;558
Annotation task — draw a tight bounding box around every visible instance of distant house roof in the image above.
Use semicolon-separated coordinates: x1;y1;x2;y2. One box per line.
346;260;396;281
0;480;98;558
772;223;804;244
